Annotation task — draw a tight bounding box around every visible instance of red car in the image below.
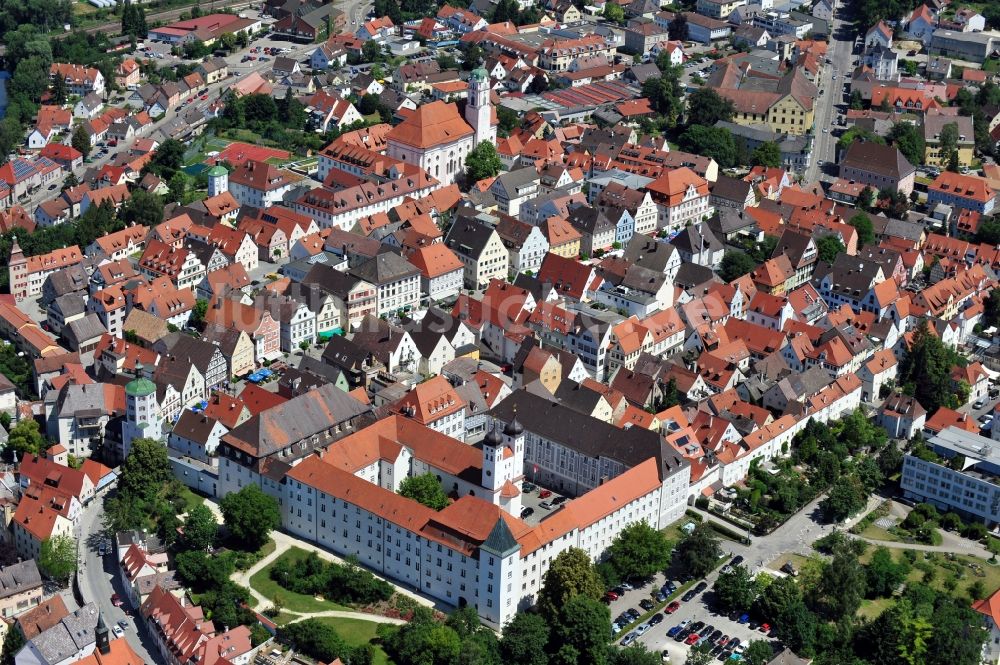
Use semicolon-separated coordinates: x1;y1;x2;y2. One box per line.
684;632;701;645
759;623;771;634
539;489;552;499
604;591;619;602
111;593;123;607
665;601;681;614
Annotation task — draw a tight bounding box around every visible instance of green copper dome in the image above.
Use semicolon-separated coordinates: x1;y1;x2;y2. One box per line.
126;361;156;397
126;376;156;398
206;165;229;177
471;67;488;81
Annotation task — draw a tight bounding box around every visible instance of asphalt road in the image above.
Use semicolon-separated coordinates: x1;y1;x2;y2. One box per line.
77;496;160;663
804;4;855;183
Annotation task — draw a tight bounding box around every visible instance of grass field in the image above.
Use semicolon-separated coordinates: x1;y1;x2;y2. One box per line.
311;617;391;665
858;546;1000;604
249;547;351;613
858;524;903;543
175;485;205;514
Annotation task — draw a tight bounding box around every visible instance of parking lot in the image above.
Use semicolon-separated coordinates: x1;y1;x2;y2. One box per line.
606;558;779;663
518;481;570;525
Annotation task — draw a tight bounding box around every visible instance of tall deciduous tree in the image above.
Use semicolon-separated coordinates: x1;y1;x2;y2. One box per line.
899;319;959;414
220;483;280;550
848;213;875;247
675;524;721;578
465;142;503;182
39;535;77;584
6;418;45;459
399;472;450;510
551;595;610;665
179;504;218;552
500;612;549;665
816;235;845;263
713;565;758;612
720;251;757;281
750;141;781;168
71;124;91;159
686;88;735;128
604;522;671;582
537;547;604;621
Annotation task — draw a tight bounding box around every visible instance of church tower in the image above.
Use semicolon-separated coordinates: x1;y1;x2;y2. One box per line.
465;68;497;146
206;164;229;198
8;238;27;302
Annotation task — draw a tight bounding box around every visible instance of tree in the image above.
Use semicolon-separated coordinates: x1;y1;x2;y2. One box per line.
926;597;988;665
668;13;688;41
848;213;875;247
858;185;875;211
497;106;519;137
39;535;77;584
837;127;885;153
175;549;234;591
0;622;24;665
675;524;721;579
362;40;383;63
720;251;757;281
609;645;662;665
865;545;910;598
812;548;865;621
398;473;450;510
816;235;845;263
146;138;186;179
220;483;280;550
889;122;926;167
383;607;462;665
118;437;173;499
939;122;960;172
685;645;714;665
179;504;218;552
713;565;758;613
465;141;503;182
6;418;45;459
120;189;163;227
679;125;738;168
537;547;604;621
551;595;610;665
899;319;960;414
820;474;866;523
641;73;684;127
168;172;190;203
605;522;670;582
686;88;735;127
278;619;350;663
750;141;781;168
51;73;67;105
603;2;625;23
71;124;91;159
742;640;774;665
500;613;549;665
191;299;209;327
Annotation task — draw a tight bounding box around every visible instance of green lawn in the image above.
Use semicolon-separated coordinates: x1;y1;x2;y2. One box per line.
311;617;391;665
983;58;1000;73
766;552;811;575
857;597;893;620
249;547;351;613
858;546;1000;604
858;524;903;543
175;486;205;514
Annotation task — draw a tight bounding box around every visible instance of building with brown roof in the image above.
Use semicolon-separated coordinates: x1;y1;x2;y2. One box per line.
839;141;916;196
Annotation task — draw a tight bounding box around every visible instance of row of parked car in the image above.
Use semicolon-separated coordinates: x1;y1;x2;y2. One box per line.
668;619;746;661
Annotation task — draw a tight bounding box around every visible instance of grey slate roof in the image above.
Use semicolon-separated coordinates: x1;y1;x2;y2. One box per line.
491;389;689;482
29;602;99;665
64;313;107;348
0;559;42;599
223;382;370;458
172;410;222;445
348;252;419;285
445;217;499;259
622;235;679;273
